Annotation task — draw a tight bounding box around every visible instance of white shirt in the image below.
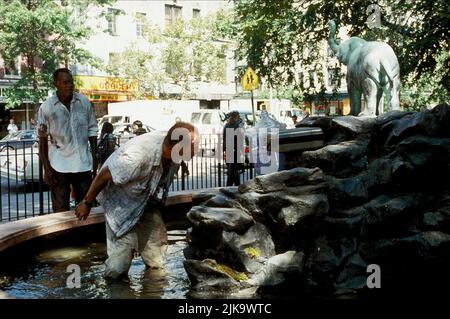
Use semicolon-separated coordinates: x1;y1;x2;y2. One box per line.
7;123;18;134
37;92;98;173
98;131;179;237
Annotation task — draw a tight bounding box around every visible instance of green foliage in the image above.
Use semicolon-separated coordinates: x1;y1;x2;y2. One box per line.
401;51;450;111
106;11;229;99
226;0;449;105
0;0;111;109
105;46;161;99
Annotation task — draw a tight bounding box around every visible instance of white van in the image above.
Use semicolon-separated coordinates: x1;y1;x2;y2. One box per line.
190;110;225;154
190;110;226;135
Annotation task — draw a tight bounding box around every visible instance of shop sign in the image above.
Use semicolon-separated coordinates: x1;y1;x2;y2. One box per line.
79;90;132;102
75;76;138;93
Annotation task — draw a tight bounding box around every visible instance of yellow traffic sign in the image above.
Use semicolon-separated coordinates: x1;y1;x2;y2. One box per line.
242;67;259;91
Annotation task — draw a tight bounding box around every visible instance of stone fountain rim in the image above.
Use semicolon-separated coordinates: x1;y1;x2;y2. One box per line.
0;189;222;254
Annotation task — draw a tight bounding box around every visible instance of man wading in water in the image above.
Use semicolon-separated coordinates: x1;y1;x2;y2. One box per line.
75;122;198;279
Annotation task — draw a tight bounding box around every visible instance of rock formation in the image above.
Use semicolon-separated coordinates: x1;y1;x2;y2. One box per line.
183;104;450;298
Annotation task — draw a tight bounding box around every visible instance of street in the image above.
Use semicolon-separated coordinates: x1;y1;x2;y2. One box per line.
0;179;52;222
0;153;255;223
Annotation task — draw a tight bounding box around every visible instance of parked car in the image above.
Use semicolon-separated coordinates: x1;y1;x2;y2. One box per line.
191;110;226;135
112;123;154;135
111;123;155;145
0;130;37;152
277;108;303;127
0;143;40;183
97;115;130;126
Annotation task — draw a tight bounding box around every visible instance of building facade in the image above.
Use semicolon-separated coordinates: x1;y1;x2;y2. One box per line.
73;0;236;117
0;55;36;135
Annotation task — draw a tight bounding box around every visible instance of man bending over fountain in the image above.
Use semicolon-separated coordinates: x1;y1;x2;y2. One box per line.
75;122;198;279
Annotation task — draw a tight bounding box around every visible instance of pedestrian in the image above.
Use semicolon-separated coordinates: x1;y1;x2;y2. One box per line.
223;111;244;186
37;68;98;213
74;121;199;279
133;120;147;136
291;115;298;128
97;122;117;167
29;118;37;130
7;118;18;135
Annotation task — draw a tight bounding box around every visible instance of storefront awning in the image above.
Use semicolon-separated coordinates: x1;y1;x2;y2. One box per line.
74;75;139;102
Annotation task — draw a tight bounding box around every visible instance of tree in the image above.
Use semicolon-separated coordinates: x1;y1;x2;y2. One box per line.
226;0;449;106
401;50;449;111
106;11;229;99
105;46;162;100
0;0;112;110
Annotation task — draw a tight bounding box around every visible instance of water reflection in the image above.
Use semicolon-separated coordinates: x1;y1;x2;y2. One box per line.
0;231;190;299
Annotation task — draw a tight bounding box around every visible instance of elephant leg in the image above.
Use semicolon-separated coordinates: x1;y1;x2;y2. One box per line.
361;78;377;116
376;87;383;115
389;76;400;111
348;82;362;116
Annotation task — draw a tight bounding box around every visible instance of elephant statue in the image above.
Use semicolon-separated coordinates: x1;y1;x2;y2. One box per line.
327;20;401;116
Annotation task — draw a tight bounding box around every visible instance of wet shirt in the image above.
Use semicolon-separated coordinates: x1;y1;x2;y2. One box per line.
98;131;179;238
37;92;98;173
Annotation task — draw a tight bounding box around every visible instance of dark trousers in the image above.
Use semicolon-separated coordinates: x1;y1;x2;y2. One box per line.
226;163;241;186
51;170;92;213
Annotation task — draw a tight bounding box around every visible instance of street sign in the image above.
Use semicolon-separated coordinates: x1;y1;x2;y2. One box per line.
242;67;259;91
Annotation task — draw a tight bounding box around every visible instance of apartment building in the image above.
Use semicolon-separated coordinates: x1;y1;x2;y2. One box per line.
0;56;36;134
73;0;236;117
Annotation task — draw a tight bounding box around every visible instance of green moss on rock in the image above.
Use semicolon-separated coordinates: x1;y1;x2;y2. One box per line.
205;259;248;282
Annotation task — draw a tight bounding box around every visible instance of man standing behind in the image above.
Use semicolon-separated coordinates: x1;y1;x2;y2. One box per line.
223;111;244;186
37;68;98;213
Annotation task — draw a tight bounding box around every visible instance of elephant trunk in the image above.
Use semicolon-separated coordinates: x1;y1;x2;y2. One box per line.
327;20;340;56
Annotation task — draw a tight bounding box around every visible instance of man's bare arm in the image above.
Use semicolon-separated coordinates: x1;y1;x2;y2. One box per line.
75;165;112;220
38;124;57;188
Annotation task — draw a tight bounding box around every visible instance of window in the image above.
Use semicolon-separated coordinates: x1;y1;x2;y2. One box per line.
202;113;212;125
191;113;201;123
165;4;182;30
136;12;146;37
193;8;200;19
107;8;120;35
21;132;35;140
